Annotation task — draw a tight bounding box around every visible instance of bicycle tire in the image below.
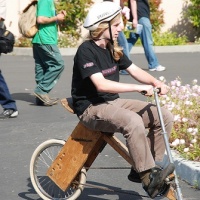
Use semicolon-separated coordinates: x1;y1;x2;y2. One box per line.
30;139;87;200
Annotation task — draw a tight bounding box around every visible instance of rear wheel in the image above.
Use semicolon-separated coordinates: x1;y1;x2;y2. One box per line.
30;139;87;200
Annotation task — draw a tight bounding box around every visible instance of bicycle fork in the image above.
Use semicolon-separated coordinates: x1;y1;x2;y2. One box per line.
153;88;183;200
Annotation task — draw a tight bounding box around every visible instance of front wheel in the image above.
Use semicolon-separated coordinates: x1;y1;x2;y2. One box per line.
30;139;87;200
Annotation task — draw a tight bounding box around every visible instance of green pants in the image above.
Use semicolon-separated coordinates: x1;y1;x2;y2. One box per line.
33;44;64;94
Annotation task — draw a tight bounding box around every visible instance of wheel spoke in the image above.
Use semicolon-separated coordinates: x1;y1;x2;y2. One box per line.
30;139;86;200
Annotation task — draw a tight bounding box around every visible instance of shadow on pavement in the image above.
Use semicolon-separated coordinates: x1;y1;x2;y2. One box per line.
12;92;35;104
18;179;144;200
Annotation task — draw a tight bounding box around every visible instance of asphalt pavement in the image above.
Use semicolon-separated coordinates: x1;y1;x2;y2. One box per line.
0;46;200;200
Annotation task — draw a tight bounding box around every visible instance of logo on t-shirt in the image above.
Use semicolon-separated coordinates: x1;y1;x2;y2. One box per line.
83;62;94;68
102;65;117;76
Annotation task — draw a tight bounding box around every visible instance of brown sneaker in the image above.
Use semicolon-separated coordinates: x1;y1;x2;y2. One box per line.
34;93;58;106
35;97;59;106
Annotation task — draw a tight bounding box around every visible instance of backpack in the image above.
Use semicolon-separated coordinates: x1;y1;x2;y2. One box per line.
18;0;38;38
0;28;15;54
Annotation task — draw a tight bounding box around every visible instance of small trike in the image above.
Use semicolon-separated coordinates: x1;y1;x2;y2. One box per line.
29;89;183;200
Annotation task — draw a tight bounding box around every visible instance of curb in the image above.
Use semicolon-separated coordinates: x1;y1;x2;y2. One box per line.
162;151;200;189
11;44;200;56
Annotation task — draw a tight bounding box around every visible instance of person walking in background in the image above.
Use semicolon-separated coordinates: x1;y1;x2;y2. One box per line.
32;0;66;106
127;0;166;71
0;0;18;119
104;0;130;75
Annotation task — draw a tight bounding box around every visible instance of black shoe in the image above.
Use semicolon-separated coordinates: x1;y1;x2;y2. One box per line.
143;163;175;199
0;109;18;119
128;168;141;183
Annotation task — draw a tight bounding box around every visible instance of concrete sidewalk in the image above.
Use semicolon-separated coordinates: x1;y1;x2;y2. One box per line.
12;44;200;56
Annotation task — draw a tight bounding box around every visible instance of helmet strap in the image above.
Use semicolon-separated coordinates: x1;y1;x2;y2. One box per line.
108;22;114;45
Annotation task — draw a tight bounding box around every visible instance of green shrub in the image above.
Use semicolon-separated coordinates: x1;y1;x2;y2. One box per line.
184;0;200;28
56;0;93;44
149;0;164;31
124;31;188;46
152;31;188;46
15;37;32;47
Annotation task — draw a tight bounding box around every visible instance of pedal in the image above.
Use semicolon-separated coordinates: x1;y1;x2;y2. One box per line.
157;173;177;199
165;173;175;182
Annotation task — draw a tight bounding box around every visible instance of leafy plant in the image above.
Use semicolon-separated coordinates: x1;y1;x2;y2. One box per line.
152;31;188;46
149;0;164;31
151;77;200;161
184;0;200;29
124;31;188;46
55;0;93;42
14;37;32;47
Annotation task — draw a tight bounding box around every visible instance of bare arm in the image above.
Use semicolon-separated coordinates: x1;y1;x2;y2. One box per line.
90;64;167;96
130;0;138;28
37;10;66;24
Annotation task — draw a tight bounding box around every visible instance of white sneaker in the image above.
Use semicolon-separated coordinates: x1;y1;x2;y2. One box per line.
149;65;166;72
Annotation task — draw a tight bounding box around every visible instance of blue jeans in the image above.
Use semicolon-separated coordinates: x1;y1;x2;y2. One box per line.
0;70;17;111
127;17;159;69
118;31;130;59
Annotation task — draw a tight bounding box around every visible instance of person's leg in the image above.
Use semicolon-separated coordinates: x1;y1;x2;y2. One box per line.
79;99;174;197
0;70;17;111
33;44;64;105
33;44;64;94
118;32;130;75
138;17;160;70
79;99;173;170
118;31;130;59
0;70;18;119
127;31;139;52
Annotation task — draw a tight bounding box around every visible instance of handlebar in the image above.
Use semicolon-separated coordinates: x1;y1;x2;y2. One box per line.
140;88;161;95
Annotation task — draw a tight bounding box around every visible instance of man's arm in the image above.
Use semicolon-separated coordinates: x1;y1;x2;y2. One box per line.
37;12;66;25
89;64;167;96
130;0;138;28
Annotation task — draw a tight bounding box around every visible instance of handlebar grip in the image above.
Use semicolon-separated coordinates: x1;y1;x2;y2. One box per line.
141;90;147;95
156;88;161;94
140;88;161;95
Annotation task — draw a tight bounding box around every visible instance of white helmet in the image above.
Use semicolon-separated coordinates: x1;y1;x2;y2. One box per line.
83;1;121;31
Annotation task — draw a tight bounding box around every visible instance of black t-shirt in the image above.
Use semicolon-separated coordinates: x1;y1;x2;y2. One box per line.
128;0;150;21
71;40;132;116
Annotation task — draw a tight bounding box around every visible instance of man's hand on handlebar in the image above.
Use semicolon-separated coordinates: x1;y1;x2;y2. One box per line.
140;84;170;96
158;83;170;95
140;85;154;96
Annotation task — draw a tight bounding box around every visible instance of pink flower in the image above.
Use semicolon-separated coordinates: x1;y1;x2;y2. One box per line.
191;139;197;143
180;139;185;144
187;128;193;133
